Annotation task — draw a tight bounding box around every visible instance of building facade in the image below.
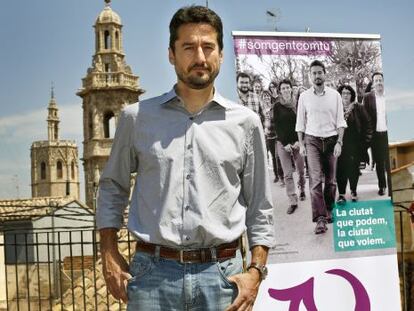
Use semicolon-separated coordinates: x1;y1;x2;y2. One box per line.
77;1;144;208
389;140;414;171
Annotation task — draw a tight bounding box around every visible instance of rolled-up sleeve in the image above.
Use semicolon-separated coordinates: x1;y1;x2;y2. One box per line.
295;94;306;133
96;107;138;230
336;93;347;129
242;117;275;248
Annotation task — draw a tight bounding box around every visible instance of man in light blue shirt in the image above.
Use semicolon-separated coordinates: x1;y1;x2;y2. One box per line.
97;5;274;310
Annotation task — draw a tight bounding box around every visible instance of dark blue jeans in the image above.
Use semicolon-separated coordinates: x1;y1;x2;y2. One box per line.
305;134;338;222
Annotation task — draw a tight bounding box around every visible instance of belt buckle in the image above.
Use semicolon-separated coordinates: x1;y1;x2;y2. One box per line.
179;250;185;263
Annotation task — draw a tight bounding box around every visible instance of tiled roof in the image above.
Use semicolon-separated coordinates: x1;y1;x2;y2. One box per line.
0;196;89;221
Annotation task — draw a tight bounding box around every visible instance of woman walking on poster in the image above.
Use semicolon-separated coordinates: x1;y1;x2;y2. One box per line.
336;85;373;203
273;79;306;214
261;89;285;184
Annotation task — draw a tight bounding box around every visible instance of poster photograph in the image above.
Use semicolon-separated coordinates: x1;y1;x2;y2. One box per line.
233;31;400;310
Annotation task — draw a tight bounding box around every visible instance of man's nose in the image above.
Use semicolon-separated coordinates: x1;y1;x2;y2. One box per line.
194;46;207;63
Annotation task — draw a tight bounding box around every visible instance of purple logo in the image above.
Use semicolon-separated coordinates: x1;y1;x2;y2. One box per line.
268;269;370;310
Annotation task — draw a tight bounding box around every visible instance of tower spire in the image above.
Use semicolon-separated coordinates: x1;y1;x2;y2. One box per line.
47;85;59;141
104;0;111;7
51;81;55;99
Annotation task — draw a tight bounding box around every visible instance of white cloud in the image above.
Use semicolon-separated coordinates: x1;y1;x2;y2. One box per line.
0;103;83;143
386;88;414;111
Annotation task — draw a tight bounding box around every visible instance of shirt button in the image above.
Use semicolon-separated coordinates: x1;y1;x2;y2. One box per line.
187;144;192;149
185;205;190;211
185;236;191;241
189;116;194;120
186;174;191;180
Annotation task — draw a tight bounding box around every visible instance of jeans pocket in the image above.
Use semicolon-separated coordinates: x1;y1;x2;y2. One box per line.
216;253;243;289
127;252;153;293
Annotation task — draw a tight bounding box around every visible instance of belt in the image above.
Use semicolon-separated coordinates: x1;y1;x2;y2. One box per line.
135;239;239;263
306;134;338;140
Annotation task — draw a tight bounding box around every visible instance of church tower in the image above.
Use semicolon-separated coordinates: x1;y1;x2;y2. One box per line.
77;0;144;209
31;86;80;199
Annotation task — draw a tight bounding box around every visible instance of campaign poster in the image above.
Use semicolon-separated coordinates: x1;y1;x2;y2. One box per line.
232;31;400;310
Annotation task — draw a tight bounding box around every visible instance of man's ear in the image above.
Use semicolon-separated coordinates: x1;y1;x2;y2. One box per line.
219;50;224;64
168;47;175;65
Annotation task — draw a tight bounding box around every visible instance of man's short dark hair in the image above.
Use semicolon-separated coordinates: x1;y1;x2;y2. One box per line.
337;85;356;103
236;72;251;82
371;72;384;81
278;79;292;91
309;60;326;73
169;6;223;51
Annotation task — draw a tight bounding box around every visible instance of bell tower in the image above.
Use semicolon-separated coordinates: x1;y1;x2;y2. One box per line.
31;86;80;199
77;0;144;209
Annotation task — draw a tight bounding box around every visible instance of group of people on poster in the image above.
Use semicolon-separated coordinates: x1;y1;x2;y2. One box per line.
237;59;391;234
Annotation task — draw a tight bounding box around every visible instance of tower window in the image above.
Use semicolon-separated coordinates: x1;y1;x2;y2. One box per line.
40;162;46;180
88;111;93;139
54;124;58;140
57;161;63;179
115;31;120;50
104;30;111;49
71;161;76;179
103;111;115;138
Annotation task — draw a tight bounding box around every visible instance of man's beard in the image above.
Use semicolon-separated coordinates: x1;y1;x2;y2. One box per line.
238;86;249;94
375;84;384;93
314;78;324;86
177;65;219;90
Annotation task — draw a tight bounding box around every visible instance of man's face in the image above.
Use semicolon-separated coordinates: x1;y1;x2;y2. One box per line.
168;23;223;90
373;74;384;93
341;89;352;104
280;83;292;99
292;85;299;95
310;65;325;87
253;82;262;94
237;77;251;94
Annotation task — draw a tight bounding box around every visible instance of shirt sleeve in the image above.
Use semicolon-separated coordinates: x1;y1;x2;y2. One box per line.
242;116;275;248
96;107;138;230
336;93;348;129
295;93;306;133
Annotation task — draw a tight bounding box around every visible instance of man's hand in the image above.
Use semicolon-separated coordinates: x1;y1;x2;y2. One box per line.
299;142;307;157
284;144;293;153
225;269;261;311
292;141;300;150
100;228;132;303
334;142;342;157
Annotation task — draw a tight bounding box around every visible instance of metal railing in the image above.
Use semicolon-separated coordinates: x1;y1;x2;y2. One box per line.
0;227;135;311
395;205;414;311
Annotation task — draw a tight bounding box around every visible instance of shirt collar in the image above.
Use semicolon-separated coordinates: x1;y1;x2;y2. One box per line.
312;86;326;96
159;85;231;110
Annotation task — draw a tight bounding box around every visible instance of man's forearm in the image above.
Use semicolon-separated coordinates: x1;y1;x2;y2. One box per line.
99;227;131;303
297;131;305;145
337;127;345;143
250;245;269;265
247;245;269;280
100;228;119;253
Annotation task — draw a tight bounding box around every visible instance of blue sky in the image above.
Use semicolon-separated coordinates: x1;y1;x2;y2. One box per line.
0;0;413;200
